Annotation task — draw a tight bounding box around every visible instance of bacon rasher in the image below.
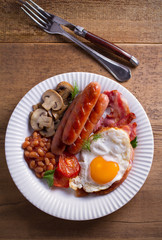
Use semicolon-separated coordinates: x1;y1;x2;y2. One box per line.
93;90;137;141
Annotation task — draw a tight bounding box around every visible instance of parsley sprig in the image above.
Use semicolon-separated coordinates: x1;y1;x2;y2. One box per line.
131;136;138;148
43;168;57;187
71;82;79;101
82;133;102;152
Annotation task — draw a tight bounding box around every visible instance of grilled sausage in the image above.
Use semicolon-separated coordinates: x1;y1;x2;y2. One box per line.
51;95;80;155
62;82;101;145
67;93;109;154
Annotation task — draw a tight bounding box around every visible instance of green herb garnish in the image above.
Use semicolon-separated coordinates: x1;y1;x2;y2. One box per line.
71;82;79;100
92;133;102;141
82;139;91;152
131;136;138;148
43;169;56;187
82;133;102;152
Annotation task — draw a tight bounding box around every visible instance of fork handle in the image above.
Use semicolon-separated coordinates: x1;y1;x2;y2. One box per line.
75;28;139;67
61;30;131;82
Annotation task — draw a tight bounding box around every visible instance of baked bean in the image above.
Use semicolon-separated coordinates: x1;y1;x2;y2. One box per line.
29;151;39;158
43;147;48;152
47;163;54;171
38;148;45;157
36;157;44;161
46;152;55;159
24;151;30;157
33;140;39;146
27;146;32;152
33;132;38;138
40;141;44;147
38;161;44;167
35;167;43;173
23;131;56;179
46;142;51;150
29;160;36;169
45;157;50;165
30;141;35;147
22;141;30;149
51;158;56;165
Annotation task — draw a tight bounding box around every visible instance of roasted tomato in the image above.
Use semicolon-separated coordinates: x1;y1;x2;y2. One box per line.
58;153;80;178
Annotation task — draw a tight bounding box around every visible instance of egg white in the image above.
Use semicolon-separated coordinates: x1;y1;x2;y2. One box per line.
69;128;132;193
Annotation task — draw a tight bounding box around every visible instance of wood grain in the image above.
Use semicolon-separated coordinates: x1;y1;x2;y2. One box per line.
0;43;162;239
0;0;161;43
0;0;162;239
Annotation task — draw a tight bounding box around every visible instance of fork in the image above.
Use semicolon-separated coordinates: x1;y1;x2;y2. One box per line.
18;0;131;82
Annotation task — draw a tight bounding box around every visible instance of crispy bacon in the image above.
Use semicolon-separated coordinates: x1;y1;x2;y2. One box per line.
104;90;135;124
121;122;137;141
93;90;137;141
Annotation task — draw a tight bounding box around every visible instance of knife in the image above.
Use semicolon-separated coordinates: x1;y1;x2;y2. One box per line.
52;15;139;67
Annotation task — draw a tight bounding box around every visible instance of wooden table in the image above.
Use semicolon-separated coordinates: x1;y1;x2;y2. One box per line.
0;0;162;239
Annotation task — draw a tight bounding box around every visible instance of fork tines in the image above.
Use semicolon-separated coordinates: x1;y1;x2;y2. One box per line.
18;0;51;28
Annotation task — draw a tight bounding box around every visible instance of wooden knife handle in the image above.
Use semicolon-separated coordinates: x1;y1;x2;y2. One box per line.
84;31;139;66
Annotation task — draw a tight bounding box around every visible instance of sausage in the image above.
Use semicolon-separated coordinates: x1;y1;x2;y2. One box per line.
62;82;101;145
51;95;80;155
67;93;109;154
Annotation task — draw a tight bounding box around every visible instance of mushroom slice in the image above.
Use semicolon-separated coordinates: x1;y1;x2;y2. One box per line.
56;82;74;105
30;108;52;131
52;104;68;120
40;121;55;137
42;89;63;111
47;109;53;118
32;102;42;111
39;115;52;129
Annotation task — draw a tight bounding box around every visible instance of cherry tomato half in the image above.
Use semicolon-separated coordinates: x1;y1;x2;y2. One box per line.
58;153;80;178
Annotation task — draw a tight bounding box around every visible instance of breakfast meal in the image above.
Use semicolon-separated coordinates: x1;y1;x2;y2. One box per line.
22;81;137;196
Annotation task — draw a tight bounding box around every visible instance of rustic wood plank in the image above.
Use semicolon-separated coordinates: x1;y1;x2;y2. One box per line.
0;43;162;239
0;0;161;43
1;0;162;239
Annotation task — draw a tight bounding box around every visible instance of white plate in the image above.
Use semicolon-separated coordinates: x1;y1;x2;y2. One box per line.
5;72;154;220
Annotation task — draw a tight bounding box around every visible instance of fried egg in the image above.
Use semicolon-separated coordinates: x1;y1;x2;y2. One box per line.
69;127;132;193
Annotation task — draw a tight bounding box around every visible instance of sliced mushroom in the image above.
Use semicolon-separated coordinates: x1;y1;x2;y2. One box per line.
42;89;63;111
40;121;55;137
32;102;42;111
39;115;53;129
52;104;68;120
56;82;74;105
30;108;53;131
47;109;53;118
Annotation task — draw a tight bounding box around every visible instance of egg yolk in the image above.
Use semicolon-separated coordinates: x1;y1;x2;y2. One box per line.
90;156;119;184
